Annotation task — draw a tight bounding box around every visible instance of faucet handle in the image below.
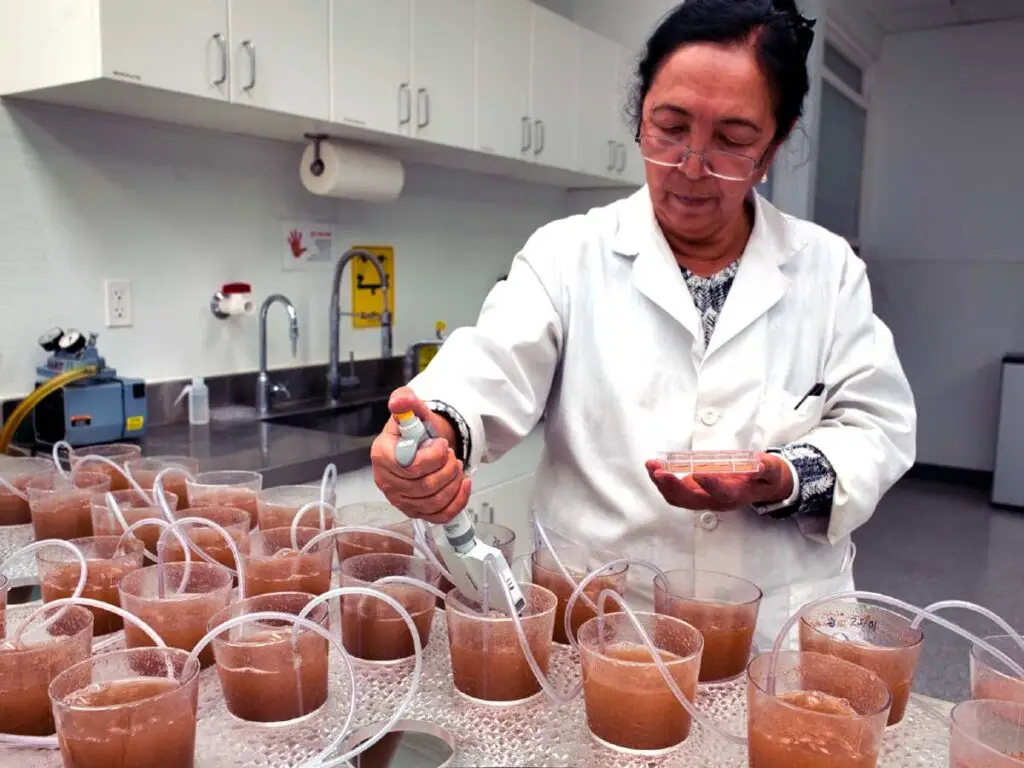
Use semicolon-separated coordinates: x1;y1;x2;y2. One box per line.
270;381;292;401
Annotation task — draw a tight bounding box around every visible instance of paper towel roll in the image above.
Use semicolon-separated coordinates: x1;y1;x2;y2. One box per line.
300;139;405;202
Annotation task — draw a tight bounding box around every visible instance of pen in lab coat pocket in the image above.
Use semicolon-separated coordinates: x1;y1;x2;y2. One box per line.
795;383;825;410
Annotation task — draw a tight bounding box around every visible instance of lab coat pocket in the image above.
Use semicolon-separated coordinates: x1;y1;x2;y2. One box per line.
755;387;826;449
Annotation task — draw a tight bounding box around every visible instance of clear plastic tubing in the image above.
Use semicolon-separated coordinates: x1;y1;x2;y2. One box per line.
293;587;425;768
768;591;1024;693
155;516;245;599
477;554;580;706
289;500;337;551
531;517;601;615
0;539;88;635
299;525;457;585
116;516;193;570
1;597;169;751
319;463;337;507
911;599;1024;657
106;491;176;564
0;476;27;500
51;440;73;479
68;454;153;504
153;466;195;522
188;610;356;768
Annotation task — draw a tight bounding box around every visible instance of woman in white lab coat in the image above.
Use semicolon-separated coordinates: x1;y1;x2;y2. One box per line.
370;0;916;644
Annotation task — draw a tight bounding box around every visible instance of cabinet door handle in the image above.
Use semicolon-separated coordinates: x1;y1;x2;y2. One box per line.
607;140;617;171
398;83;411;125
211;33;227;86
241;40;256;91
534;120;545;156
416;87;430;129
617;143;627;172
521;116;532;153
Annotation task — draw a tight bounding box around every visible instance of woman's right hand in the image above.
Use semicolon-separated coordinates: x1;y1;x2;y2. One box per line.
370;387;472;524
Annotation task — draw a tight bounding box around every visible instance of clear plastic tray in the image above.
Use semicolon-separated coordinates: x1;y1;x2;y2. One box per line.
656;451;762;477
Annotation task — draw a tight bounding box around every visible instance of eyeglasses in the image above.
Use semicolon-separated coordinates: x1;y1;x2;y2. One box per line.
637;134;760;182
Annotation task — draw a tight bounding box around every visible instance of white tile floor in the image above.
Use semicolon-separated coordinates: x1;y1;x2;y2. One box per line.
854;478;1024;701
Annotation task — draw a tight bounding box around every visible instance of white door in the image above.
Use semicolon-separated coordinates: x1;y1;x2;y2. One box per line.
614;46;646;186
229;0;330;119
471;474;535;560
574;28;618;178
475;0;531;159
529;4;576;170
99;0;229;100
331;0;412;134
411;0;476;149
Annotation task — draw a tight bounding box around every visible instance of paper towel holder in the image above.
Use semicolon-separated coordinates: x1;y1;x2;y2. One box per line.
304;133;330;178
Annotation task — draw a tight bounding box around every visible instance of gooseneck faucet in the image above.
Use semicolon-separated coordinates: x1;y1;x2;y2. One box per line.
328;248;393;405
257;294;299;417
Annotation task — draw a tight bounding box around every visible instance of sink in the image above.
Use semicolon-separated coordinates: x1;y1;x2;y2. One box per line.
264;398;391;437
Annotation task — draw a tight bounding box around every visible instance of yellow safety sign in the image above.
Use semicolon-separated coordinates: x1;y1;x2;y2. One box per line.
349;245;395;329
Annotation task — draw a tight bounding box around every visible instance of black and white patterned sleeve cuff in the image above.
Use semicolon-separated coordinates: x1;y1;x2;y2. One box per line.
426;400;473;466
764;443;837;520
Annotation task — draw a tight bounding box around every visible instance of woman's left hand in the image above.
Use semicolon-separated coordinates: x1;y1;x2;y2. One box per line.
645;453;795;511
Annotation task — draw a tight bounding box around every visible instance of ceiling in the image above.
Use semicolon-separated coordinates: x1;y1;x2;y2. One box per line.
860;0;1024;32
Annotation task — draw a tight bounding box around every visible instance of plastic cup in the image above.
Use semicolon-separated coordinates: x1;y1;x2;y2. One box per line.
334;501;415;562
162;505;251;569
70;443;143;491
0;574;8;641
445;582;556;705
429;521;515;605
27;470;112;540
578;611;703;754
243;526;334;597
340;553;440;662
653;569;762;684
972;636;1024;706
531;548;628;645
209;592;330;724
0;604;93;735
798;599;924;726
90;489;179;554
118;562;234;668
186;470;262;529
257;485;327;532
49;646;201;768
37;536;145;635
0;457;53;526
125;456;200;509
746;650;892;768
950;699;1024;767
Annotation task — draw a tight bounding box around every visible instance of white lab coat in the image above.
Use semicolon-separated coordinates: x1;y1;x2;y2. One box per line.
411;188;916;647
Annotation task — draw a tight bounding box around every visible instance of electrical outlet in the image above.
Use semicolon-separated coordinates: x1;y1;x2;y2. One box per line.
104;279;133;328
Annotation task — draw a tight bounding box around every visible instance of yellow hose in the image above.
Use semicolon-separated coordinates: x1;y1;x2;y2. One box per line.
0;367;97;455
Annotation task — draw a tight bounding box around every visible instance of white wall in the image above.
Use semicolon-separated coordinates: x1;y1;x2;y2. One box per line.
861;20;1024;470
0;100;567;398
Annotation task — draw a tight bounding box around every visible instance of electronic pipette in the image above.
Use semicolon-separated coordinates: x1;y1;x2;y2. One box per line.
393;410;527;615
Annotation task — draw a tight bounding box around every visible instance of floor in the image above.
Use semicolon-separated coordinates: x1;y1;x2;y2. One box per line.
853;477;1024;702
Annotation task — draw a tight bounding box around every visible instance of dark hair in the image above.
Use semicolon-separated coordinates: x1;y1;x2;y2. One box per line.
628;0;816;144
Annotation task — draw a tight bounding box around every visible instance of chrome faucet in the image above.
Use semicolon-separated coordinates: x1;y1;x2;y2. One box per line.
328;248;393;404
257;294;299;417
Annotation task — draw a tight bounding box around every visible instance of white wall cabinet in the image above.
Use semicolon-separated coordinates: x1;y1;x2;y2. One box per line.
229;0;330;119
0;0;647;189
99;0;230;101
331;0;412;134
412;0;476;149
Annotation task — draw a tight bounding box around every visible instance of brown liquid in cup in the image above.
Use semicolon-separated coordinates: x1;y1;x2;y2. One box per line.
341;598;435;662
582;643;696;752
244;551;332;597
335;525;415;562
449;620;550;703
214;627;329;723
41;560;139;635
654;595;755;683
190;491;259;530
28;473;111;540
973;674;1024;705
799;623;920;726
56;678;197;768
531;558;625;645
0;474;35;526
748;690;877;768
